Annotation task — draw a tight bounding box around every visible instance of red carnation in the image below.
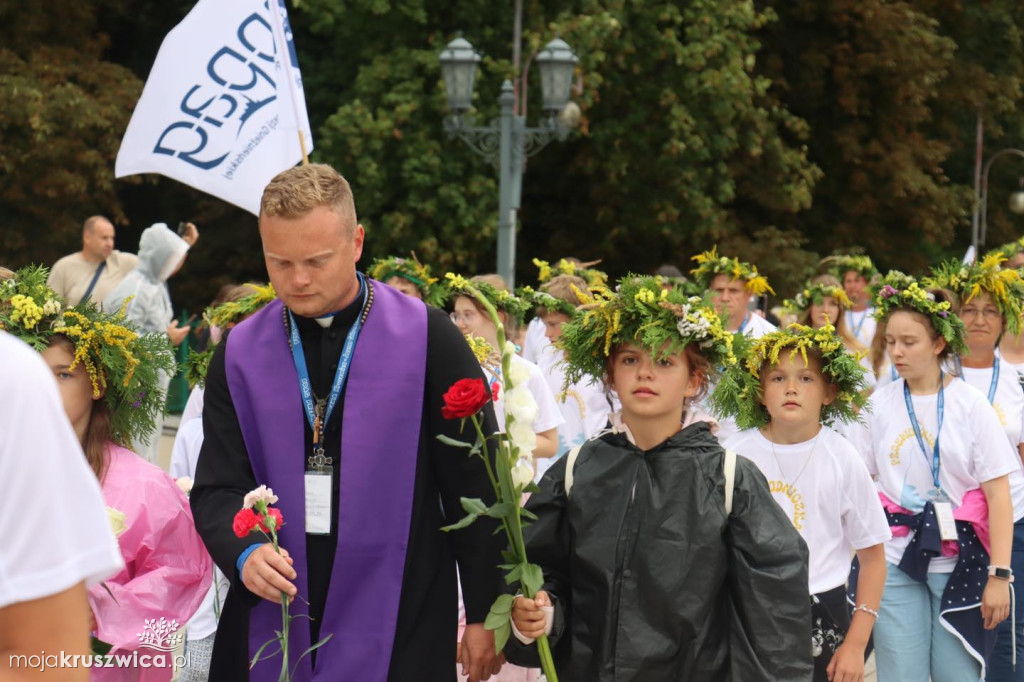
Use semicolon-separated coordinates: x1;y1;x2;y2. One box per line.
491;381;501;402
232;508;260;538
259;507;285;534
441;378;491;419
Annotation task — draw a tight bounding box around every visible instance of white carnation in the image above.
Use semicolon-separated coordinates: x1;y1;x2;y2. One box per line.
505;384;539;425
243;484;278;509
507;419;538;455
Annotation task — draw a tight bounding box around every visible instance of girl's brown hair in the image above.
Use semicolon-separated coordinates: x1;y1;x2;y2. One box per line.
797;275;866;356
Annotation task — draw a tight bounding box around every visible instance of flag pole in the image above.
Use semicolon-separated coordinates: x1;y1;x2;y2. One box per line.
269;0;310;166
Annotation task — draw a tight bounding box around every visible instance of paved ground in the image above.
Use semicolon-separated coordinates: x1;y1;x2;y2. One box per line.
158;417;880;679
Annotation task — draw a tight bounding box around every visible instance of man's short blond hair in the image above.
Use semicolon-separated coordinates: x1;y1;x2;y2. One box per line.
260;163;358;232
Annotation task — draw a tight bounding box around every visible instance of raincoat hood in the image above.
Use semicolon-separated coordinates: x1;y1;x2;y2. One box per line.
136;223;189;283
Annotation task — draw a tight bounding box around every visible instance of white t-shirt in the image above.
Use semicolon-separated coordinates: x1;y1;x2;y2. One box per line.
846;308;877;348
846;378;1020;572
725;427;891;594
169;417;229;641
959;359;1024;521
486;354;564;436
522;317;549;365
180;385;205;426
535;345;612;480
0;332;123;609
736;313;777;339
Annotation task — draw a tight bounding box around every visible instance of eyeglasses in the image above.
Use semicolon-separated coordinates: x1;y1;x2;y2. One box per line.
449;310;479;324
960;307;1001;320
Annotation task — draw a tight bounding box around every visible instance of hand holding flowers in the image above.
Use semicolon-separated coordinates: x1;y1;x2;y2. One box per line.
233;486;331;682
437;282;559;682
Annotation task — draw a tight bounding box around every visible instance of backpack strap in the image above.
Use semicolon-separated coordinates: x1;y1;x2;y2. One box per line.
563;444;585;496
724;448;737;515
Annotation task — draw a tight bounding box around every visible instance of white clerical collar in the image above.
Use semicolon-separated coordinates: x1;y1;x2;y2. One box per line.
315;316;334;329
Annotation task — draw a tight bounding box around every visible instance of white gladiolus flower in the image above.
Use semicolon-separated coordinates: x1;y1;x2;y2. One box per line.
511;459;535;489
243;484;279;509
505;340;518;357
507;419;538;455
507;359;530;387
505;384;539;424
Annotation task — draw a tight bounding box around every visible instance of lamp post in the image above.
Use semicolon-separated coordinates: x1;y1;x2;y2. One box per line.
972;147;1024;254
439;35;579;287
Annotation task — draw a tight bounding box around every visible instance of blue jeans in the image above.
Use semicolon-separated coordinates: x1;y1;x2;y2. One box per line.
874;565;982;682
988;517;1024;681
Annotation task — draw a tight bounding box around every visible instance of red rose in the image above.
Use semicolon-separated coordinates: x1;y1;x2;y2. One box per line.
259;507;285;534
490;381;501;403
232;508;259;538
441;378;491;419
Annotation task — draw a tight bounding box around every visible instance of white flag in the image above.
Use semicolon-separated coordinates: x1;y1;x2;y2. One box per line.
115;0;313;215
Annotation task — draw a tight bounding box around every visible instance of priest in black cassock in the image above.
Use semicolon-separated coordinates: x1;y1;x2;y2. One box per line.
191;164;506;682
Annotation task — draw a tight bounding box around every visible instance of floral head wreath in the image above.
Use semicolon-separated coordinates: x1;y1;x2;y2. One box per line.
517;285;579;317
186;283;277;389
989;237;1024;261
872;270;967;355
825;254;878;281
557;275;736;385
368;253;446;308
783;282;852;316
711;323;868;430
532;258;607;288
444;273;532;324
689;246;774;296
924;252;1024;336
0;265;176;448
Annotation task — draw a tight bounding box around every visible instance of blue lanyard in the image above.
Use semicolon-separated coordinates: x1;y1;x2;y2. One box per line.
848;309;868;339
287;274;368;449
903;373;944;490
737;313;751;334
955;355;1000;404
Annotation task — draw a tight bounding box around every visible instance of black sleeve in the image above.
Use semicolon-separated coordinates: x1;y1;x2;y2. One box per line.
502;455;571;667
190;334;261;603
725;457;813;681
424;307;506;624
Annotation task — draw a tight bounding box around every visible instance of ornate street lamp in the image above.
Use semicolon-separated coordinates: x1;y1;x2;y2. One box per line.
439;35;580;287
974;149;1024;253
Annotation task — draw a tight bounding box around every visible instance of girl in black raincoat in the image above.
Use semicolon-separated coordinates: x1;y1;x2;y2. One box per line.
506;276;812;681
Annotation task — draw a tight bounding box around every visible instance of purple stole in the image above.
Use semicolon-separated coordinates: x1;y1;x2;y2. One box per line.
225;282;426;682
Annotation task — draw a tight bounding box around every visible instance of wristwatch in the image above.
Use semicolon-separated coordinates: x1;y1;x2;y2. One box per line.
989;565;1014;581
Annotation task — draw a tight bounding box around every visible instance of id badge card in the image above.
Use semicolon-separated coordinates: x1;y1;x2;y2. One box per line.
305;470;332;535
934;500;958;542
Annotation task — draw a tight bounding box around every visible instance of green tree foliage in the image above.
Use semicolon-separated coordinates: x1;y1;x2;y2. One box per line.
0;0;143;264
1;0;1022;309
756;0;1024;276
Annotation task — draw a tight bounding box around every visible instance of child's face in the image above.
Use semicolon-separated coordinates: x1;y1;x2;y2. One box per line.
385;275;422;300
452;296;497;342
608;343;700;422
41;340;97;442
809;296;841;329
541;312;571;342
884;311;945;381
761;354;835;429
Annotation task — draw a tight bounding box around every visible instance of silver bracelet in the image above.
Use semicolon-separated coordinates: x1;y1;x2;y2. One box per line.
852;604;879;620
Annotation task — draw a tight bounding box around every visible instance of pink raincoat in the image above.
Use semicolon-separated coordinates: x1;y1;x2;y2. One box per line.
88;444;212;681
